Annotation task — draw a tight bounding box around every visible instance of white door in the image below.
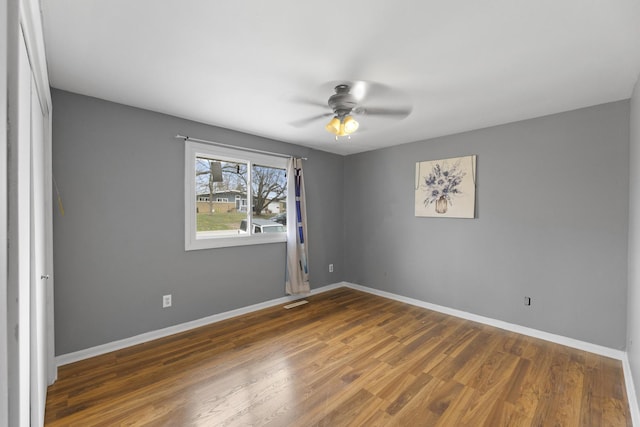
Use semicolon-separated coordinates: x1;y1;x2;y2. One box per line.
17;28;32;427
12;6;54;426
30;74;48;426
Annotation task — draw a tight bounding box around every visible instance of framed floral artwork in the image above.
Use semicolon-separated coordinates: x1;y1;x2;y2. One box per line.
415;155;477;218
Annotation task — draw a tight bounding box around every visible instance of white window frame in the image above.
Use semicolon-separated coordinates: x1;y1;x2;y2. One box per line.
185;141;288;250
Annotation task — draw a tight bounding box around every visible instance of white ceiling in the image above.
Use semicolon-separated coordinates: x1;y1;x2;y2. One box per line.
42;1;640;155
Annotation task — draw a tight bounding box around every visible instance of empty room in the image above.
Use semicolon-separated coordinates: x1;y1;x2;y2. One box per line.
3;0;640;426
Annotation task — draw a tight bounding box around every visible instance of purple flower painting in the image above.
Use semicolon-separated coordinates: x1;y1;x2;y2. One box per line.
415;155;477;218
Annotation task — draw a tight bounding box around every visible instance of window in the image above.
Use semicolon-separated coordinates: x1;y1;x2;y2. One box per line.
185;141;288;250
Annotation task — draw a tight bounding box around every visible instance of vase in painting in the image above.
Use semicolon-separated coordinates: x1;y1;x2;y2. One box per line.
435;196;448;214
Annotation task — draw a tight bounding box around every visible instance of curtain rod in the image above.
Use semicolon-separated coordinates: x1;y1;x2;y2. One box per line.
175;135;308;160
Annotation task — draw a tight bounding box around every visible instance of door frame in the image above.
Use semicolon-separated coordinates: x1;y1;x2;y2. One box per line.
20;0;54;386
10;1;54;426
30;72;48;426
0;0;8;424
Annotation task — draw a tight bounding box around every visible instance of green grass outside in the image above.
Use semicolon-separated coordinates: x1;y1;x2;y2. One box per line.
196;212;271;231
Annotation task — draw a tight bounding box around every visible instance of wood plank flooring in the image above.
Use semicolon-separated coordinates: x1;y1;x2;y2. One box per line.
44;288;632;426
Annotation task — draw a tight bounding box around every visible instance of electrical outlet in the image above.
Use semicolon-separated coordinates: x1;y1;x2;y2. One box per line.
163;294;172;308
524;296;531;306
329;264;334;273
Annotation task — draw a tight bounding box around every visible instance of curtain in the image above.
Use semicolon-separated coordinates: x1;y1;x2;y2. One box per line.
286;158;310;295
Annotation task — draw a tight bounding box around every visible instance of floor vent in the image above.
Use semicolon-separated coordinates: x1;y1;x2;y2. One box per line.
284;300;309;309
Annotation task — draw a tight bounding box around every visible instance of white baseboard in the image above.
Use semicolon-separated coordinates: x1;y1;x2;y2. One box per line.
58;281;625;365
55;282;344;367
622;354;640;426
343;282;625;360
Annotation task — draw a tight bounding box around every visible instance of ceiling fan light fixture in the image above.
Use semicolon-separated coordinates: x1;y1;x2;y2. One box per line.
326;115;358;139
343;115;359;133
338;121;347;136
325;116;341;135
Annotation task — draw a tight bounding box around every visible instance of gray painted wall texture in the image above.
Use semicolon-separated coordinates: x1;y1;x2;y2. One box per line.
627;75;640;407
344;101;630;349
53;89;631;355
52;90;344;355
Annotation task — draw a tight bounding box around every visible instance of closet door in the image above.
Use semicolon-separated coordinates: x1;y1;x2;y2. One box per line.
30;73;47;426
10;2;53;425
17;24;49;426
16;27;32;427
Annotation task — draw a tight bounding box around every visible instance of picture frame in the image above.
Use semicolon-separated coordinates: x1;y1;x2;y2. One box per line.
415;155;477;218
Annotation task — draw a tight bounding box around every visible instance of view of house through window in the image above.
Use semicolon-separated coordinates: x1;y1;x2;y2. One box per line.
186;141;289;250
194;156;287;238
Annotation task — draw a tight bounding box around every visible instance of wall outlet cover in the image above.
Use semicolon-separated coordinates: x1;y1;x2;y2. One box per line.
163;294;172;308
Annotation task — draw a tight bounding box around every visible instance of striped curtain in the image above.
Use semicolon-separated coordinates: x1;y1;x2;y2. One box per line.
285;158;310;295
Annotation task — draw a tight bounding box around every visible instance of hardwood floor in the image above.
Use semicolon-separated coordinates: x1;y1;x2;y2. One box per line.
45;288;632;426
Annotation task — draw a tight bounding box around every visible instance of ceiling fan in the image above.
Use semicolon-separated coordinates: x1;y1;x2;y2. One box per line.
291;81;412;140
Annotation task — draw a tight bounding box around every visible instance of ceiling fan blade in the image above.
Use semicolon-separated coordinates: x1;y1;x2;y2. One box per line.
289;113;333;128
353;106;412;118
290;96;328;108
350;81;370;102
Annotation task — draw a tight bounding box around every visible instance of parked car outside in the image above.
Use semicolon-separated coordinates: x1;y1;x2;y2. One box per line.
239;219;286;233
270;212;287;225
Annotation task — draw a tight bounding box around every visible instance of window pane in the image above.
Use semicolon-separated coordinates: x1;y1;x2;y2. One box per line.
195;157;248;236
252;164;287;226
186;141;288;250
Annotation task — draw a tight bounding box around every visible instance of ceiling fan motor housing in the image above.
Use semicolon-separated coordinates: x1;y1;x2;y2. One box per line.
328;84;357;118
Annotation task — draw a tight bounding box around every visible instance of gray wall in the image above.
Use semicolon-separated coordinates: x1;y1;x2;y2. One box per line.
53;89;631;355
344;101;630;349
628;74;640;406
52;90;344;355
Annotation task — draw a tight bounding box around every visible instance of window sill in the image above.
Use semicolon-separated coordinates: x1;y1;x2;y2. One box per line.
185;233;286;251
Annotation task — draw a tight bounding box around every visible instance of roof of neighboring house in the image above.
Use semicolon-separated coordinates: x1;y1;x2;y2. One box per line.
197;189;246;197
